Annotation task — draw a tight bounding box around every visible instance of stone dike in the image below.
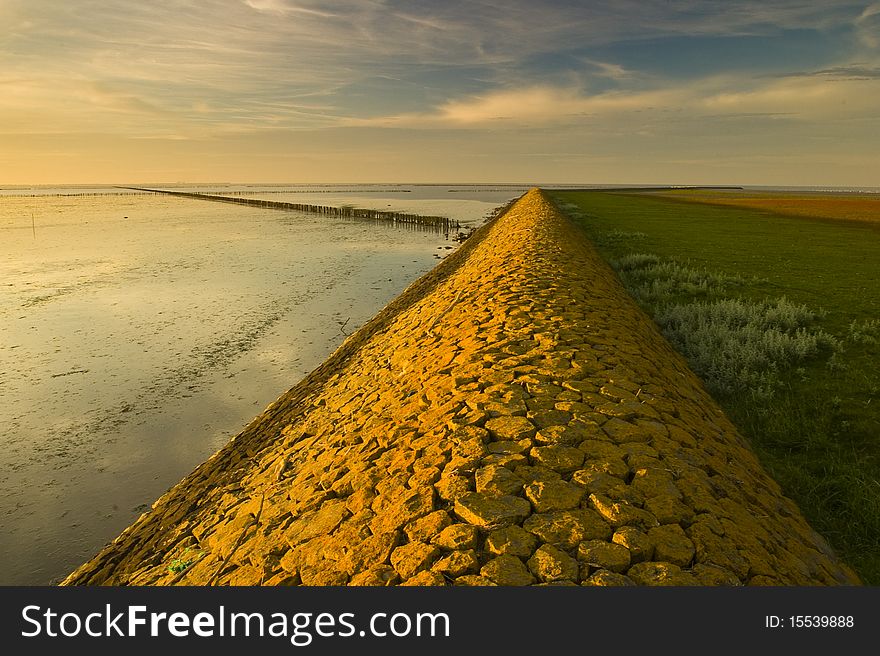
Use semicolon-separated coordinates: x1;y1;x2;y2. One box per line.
62;189;859;586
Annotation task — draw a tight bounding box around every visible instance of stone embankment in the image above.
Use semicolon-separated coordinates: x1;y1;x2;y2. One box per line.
63;189;859;586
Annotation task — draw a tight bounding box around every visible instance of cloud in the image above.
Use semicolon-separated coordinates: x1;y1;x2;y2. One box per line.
773;64;880;80
703;74;880;119
341;83;685;129
243;0;338;18
346;68;880;130
437;85;682;123
856;2;880;47
3;0;876;142
1;0;878;186
582;60;635;80
439;87;596;124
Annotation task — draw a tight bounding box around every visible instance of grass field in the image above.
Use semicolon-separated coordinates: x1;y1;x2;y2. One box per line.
551;190;880;584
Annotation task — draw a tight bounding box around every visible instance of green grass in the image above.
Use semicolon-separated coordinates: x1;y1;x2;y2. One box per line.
552;191;880;584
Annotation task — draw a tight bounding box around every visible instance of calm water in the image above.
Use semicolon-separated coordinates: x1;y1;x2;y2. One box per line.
0;186;517;584
152;183;527;224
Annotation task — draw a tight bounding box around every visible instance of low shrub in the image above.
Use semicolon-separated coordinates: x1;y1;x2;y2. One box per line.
655;298;840;399
848;319;880;345
607;251;837;399
611;253;747;303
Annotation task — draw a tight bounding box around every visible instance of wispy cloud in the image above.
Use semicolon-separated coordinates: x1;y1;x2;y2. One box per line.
774;64;880;79
345;71;880;129
243;0;339;18
701;75;880;119
343;85;683;128
856;2;880;47
1;1;878;184
583;60;635;80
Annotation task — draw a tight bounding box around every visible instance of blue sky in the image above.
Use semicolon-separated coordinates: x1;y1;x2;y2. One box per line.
2;0;879;184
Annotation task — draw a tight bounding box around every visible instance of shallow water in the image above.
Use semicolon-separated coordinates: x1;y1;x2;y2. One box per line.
152;183;526;225
0;190;481;584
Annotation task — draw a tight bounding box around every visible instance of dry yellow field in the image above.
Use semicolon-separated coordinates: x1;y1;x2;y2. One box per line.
653;190;880;224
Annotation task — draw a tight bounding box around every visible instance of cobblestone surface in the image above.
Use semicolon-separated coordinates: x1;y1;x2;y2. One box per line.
62;189;860;586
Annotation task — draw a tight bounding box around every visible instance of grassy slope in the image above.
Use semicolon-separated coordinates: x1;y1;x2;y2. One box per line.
552;190;880;583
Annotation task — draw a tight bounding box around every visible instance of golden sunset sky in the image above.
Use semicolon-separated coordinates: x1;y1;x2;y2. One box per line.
2;0;879;185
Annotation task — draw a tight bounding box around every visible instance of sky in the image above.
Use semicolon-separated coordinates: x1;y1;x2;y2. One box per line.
1;0;879;185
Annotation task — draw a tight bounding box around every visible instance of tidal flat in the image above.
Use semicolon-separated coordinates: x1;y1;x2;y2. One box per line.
0;186;506;584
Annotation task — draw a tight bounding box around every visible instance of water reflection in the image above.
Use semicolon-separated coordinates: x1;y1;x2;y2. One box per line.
0;191;460;584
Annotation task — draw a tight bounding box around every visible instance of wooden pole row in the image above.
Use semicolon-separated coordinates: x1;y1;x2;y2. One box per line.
7;191;156;197
122;187;460;231
203;189;413;195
